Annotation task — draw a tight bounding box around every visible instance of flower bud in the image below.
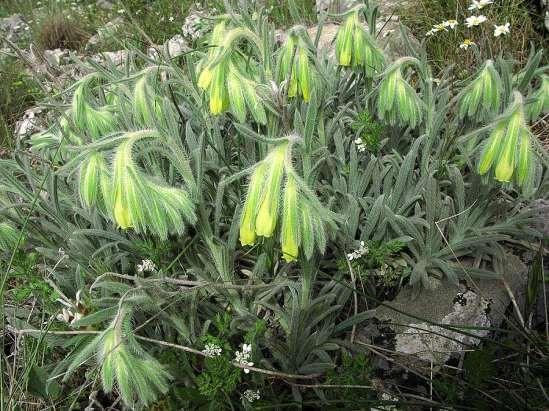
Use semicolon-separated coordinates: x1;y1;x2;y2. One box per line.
378;64;422;128
516;129;532;186
336;13;355;66
240;162;267;246
495;107;522;182
281;175;300;262
529;75;549;122
133;76;162;126
79;151;106;208
209;62;228;115
478;122;505;176
459;60;501;120
335;10;384;75
255;143;287;237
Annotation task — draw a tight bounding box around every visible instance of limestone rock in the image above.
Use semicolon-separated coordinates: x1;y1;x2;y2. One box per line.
370;254;528;368
96;0;115;10
15;107;45;139
86;17;124;50
0;14;30;44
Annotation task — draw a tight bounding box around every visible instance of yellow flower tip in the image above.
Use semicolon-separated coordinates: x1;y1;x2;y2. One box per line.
494;161;514;183
114;198;132;229
240;211;257;245
339;52;352;66
239;226;256;246
282;242;299;262
198;67;213;90
255;204;276;237
210;96;224;115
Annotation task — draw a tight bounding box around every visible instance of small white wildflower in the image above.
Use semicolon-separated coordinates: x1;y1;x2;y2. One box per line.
459;39;476;49
354;137;367;152
443;19;458;29
169;16;175;22
137;259;156;273
117;9;125;14
465;15;487;28
493;22;510;37
235;344;254;373
242;362;254;373
433;23;447;32
202;343;223;357
347;241;369;261
468;0;493;10
242;389;260;403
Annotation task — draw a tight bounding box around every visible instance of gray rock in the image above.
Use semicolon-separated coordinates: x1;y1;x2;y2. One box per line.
305;18;418;63
96;0;115;10
147;35;189;61
92;50;130;66
15;107;45;138
369;254;528;369
166;34;189;57
0;14;30;44
86;17;124;50
42;48;71;67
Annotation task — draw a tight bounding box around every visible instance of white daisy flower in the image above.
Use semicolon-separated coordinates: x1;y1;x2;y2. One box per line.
468;0;493;10
465;15;487;28
493;22;510;37
443;19;459;29
459;39;476;49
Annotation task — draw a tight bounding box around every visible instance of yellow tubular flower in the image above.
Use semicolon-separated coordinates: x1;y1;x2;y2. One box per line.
336;12;355;66
495;109;522;182
516;129;532;186
281;175;300;262
478;122;505;175
255;143;287;237
240;162;268;246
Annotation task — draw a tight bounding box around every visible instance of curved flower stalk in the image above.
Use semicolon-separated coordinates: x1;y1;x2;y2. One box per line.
65;309;171;407
29;111;83;161
458;59;501;120
197;21;267;122
239;138;337;261
133;74;164;127
277;29;317;102
0;222;19;251
528;74;549;122
335;8;385;77
478;91;538;189
71;74;117;140
79;151;111;209
111;131;197;238
377;58;423;129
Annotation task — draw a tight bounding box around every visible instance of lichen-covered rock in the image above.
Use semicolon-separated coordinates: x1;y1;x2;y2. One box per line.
369;254;527;369
15;107;45;139
0;14;30;44
85;17;124;51
395;290;490;364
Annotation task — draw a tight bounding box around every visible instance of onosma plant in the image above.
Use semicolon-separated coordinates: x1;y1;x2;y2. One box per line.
1;1;547;408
